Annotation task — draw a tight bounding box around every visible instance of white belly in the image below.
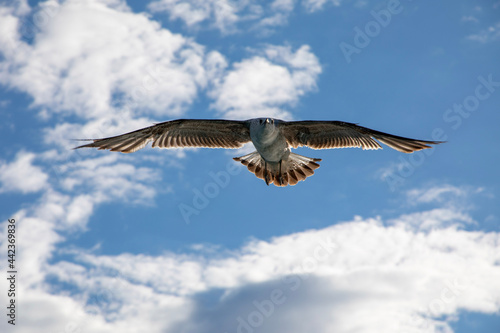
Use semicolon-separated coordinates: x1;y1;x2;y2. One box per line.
250;126;290;162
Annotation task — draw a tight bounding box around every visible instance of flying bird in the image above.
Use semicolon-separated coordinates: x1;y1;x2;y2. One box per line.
75;118;443;186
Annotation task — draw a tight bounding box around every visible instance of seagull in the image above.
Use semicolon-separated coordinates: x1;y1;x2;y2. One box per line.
75;118;444;186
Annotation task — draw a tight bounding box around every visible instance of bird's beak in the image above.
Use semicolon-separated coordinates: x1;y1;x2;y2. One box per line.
266;118;270;124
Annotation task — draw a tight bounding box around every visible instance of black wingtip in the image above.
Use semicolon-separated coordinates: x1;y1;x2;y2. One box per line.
73;144;89;150
71;138;96;150
72;141;98;150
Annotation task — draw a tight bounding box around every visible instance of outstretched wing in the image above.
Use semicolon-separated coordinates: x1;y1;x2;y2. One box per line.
74;119;251;153
281;121;444;153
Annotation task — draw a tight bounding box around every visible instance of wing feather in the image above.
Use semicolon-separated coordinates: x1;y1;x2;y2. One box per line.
75;119;251;153
281;121;443;153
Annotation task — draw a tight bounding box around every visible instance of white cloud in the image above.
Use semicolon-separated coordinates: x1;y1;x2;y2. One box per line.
0;151;48;193
43;114;155;150
8;0;30;15
0;0;231;231
389;207;475;231
406;184;468;205
2;184;499;333
3;198;498;333
146;0;354;33
402;185;490;228
57;154;161;207
466;21;500;43
209;45;321;119
0;1;320;146
148;0;297;34
461;15;478;23
0;156;163;287
148;0;240;32
0;0;216;120
271;0;295;12
303;0;342;12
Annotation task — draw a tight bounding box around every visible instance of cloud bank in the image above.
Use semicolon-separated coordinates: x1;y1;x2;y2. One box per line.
2;185;500;333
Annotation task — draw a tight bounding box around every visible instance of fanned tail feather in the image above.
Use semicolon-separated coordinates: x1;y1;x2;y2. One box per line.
233;151;321;187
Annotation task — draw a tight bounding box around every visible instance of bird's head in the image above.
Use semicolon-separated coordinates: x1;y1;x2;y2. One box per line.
259;118;275;127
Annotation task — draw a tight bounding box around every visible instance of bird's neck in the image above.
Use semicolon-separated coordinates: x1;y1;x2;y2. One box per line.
258;125;280;145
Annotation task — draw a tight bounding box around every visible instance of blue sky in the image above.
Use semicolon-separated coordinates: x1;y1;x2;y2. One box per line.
1;0;500;332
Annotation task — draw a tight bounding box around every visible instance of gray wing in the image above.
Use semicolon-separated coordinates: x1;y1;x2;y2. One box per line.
281;121;444;153
74;119;251;153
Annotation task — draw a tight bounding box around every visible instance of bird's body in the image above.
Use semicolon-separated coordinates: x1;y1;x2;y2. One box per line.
75;118;444;186
250;118;288;162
